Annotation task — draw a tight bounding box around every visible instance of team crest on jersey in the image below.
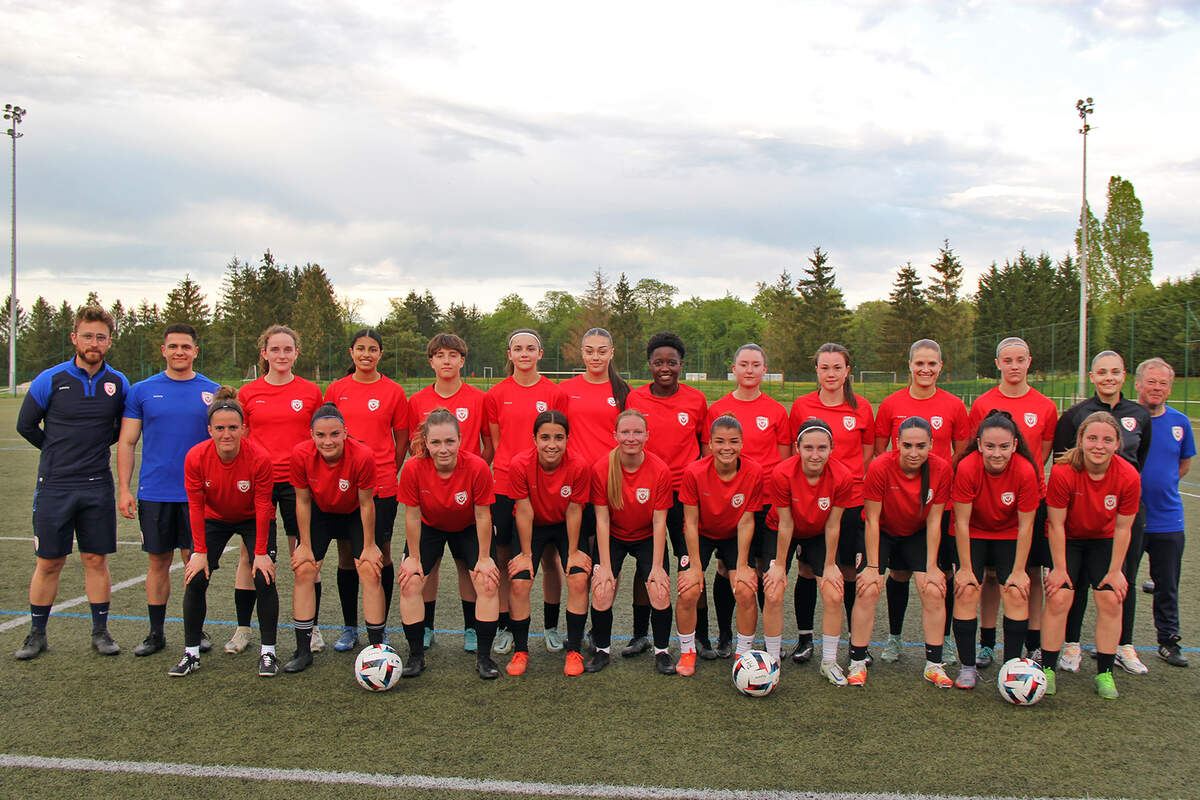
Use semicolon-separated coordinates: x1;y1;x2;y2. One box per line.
930;415;943;430
606;397;617;407
731;493;745;508
291;399;303;412
636;487;650;504
103;382;116;396
678;412;689;426
1104;494;1117;511
368;398;380;411
818;497;830;511
201;391;214;406
1001;491;1015;506
680;555;690;568
535;401;548;412
456;407;469;422
338;478;350;492
237;480;250;493
843;415;855;431
1121;417;1137;432
454;491;468;506
1173;426;1184;442
755;416;769;431
1024;412;1038;427
560;485;572;498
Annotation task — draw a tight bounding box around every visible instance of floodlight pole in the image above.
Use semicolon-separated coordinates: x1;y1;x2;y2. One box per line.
4;103;25;397
1075;97;1094;401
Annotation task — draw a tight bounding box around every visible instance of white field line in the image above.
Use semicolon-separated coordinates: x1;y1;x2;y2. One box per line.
0;754;1112;800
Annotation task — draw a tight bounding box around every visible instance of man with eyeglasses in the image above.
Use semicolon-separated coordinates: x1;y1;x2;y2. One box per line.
15;305;130;659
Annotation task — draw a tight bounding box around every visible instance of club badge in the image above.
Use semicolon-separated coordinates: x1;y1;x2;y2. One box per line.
456;407;469;422
818;497;830;511
339;479;350;492
237;480;250;493
1173;425;1184;442
731;493;745;508
201;391;214;405
756;416;769;431
678;412;689;426
930;415;943;430
103;382;116;396
535;401;548;412
636;487;650;504
454;491;468;505
1001;491;1015;506
1104;494;1117;510
291;399;303;412
843;415;855;431
1024;412;1038;427
368;398;380;411
1121;417;1137;432
560;485;572;498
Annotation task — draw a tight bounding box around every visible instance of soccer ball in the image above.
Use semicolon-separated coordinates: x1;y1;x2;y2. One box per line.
731;650;780;697
354;644;403;691
997;657;1047;705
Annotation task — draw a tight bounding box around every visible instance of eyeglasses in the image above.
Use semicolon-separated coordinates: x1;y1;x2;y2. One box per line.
76;332;111;343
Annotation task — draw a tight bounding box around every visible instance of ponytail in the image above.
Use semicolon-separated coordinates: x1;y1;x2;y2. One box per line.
814;342;856;410
411;407;459;458
606;408;647;510
1056;411;1121;472
956;409;1038;473
506;329;543;377
584;327;630;410
898;416;933;507
256;324;299;376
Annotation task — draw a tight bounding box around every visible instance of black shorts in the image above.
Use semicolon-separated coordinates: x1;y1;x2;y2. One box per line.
512;522;569;578
966;538;1019;584
936;514;957;570
374;496;397;544
679;534;739;574
204;518;276;570
880;531;928;573
270;482;300;540
310;503;365;562
665;492;685;563
750;506;771;564
1026;501;1050;568
579;503;598;556
417;523;492;574
786;534;829;577
32;483;116;559
492;494;516;548
1066;538;1117;592
138;500;192;554
594;536;667;580
838;505;865;570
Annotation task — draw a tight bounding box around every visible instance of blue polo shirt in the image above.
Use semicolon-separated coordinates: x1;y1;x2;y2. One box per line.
1143;406;1197;533
123;371;219;502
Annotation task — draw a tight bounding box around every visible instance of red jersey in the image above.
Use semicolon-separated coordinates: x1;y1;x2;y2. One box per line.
863;450;952;537
678;455;764;540
238;376;323;482
484;376;567;495
590;451;674;542
951;451;1040;540
874;387;969;462
766;456;856;537
560;375;621;466
288;437;375;516
184;438;274;555
408;382;487;457
788;391;874;506
1046;458;1141;540
627;383;707;491
398;451;495;533
508;448;590;527
969;386;1057;497
703;392;791;477
324;374;409;499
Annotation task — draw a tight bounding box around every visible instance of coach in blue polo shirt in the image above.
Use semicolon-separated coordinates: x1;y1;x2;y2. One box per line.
1135;357;1195;667
117;322;219;657
15;305;130;660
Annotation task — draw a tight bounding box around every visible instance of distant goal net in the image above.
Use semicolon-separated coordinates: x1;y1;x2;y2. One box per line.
859;370;897;383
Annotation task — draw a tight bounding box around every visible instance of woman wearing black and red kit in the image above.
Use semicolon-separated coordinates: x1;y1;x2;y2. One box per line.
170;387;278;678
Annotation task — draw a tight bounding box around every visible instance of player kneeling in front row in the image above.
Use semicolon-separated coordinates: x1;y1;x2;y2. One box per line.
397;408;501;679
505;411;591;676
171;388;280;677
1041;411;1140;699
285;403;385;673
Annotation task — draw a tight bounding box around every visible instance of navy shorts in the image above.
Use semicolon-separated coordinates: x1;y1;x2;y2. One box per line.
665;492;685;563
311;503;365;562
1026;501;1050;568
138;500;192;554
32;483;117;559
271;482;300;539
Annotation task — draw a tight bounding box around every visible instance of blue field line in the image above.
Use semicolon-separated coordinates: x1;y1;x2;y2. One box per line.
1;609;1196;653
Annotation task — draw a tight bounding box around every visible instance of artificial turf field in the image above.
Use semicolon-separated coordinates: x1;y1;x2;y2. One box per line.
0;399;1197;800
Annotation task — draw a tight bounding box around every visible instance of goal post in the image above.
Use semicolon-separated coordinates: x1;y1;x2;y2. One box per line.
858;370;897;384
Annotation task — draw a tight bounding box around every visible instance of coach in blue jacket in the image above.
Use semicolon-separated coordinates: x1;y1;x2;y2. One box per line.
14;305;130;660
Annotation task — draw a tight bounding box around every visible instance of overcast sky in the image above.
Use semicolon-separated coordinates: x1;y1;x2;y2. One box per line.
5;0;1199;323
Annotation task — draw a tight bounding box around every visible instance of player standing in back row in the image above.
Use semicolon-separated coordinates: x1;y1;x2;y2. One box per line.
16;305;129;660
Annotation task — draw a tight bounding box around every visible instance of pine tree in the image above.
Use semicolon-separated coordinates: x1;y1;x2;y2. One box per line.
1101;175;1153;307
1075;205;1110;303
19;296;57;376
610;273;641;374
164;275;211;334
925;240;970;376
563;270;612;367
882;263;927;370
291;264;342;380
753;271;802;378
796;246;850;360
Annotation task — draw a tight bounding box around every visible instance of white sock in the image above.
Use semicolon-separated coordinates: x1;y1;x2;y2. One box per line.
850;658;867;669
678;631;696;654
597;646;610;654
822;635;840;664
765;635;782;662
261;644;276;656
654;647;669;655
736;633;754;656
185;646;200;658
925;659;941;671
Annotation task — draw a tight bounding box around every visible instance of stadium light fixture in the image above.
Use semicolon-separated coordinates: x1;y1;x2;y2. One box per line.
4;103;24;397
1075;97;1093;401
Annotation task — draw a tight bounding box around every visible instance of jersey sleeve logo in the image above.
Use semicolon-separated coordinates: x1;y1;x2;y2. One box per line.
560;485;572;498
930;415;943;430
1173;425;1184;442
606;397;617;407
926;489;934;504
1104;494;1117;510
291;399;304;412
103;381;116;396
456;407;469;422
454;490;468;505
1024;412;1038;428
635;487;650;503
817;497;830;511
1121;417;1137;431
338;478;350;492
201;391;214;405
755;416;769;431
368;398;380;411
535;401;548;412
843;415;856;431
237;480;250;493
1001;491;1015;506
677;412;689;426
731;493;745;508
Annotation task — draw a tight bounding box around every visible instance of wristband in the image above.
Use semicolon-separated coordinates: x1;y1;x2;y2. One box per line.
866;564;879;569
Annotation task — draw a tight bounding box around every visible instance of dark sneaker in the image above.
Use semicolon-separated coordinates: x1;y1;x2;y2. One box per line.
258;651;279;677
134;632;166;657
401;653;426;678
584;650;611;673
15;631;47;660
976;646;995;669
790;638;814;664
476;654;500;680
654;651;677;675
1142;580;1156;595
620;636;652;657
697;638;718;660
92;630;120;656
283;650;313;673
715;637;733;659
1158;641;1189;667
199;630;213;653
168;652;200;677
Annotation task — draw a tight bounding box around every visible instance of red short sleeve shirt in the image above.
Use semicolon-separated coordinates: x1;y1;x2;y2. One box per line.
703;392;791;474
766;456;856;537
560;375;621;466
678;455;764;540
590;451;674;542
508;448;590;527
968;387;1057;496
951;451;1040;540
863;450;952;536
789;392;874;506
408;382;488;457
239;376;324;482
1046;458;1141;540
324;375;409;498
484;376;567;495
289;437;376;515
398;451;496;532
627;383;708;491
874;388;968;463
